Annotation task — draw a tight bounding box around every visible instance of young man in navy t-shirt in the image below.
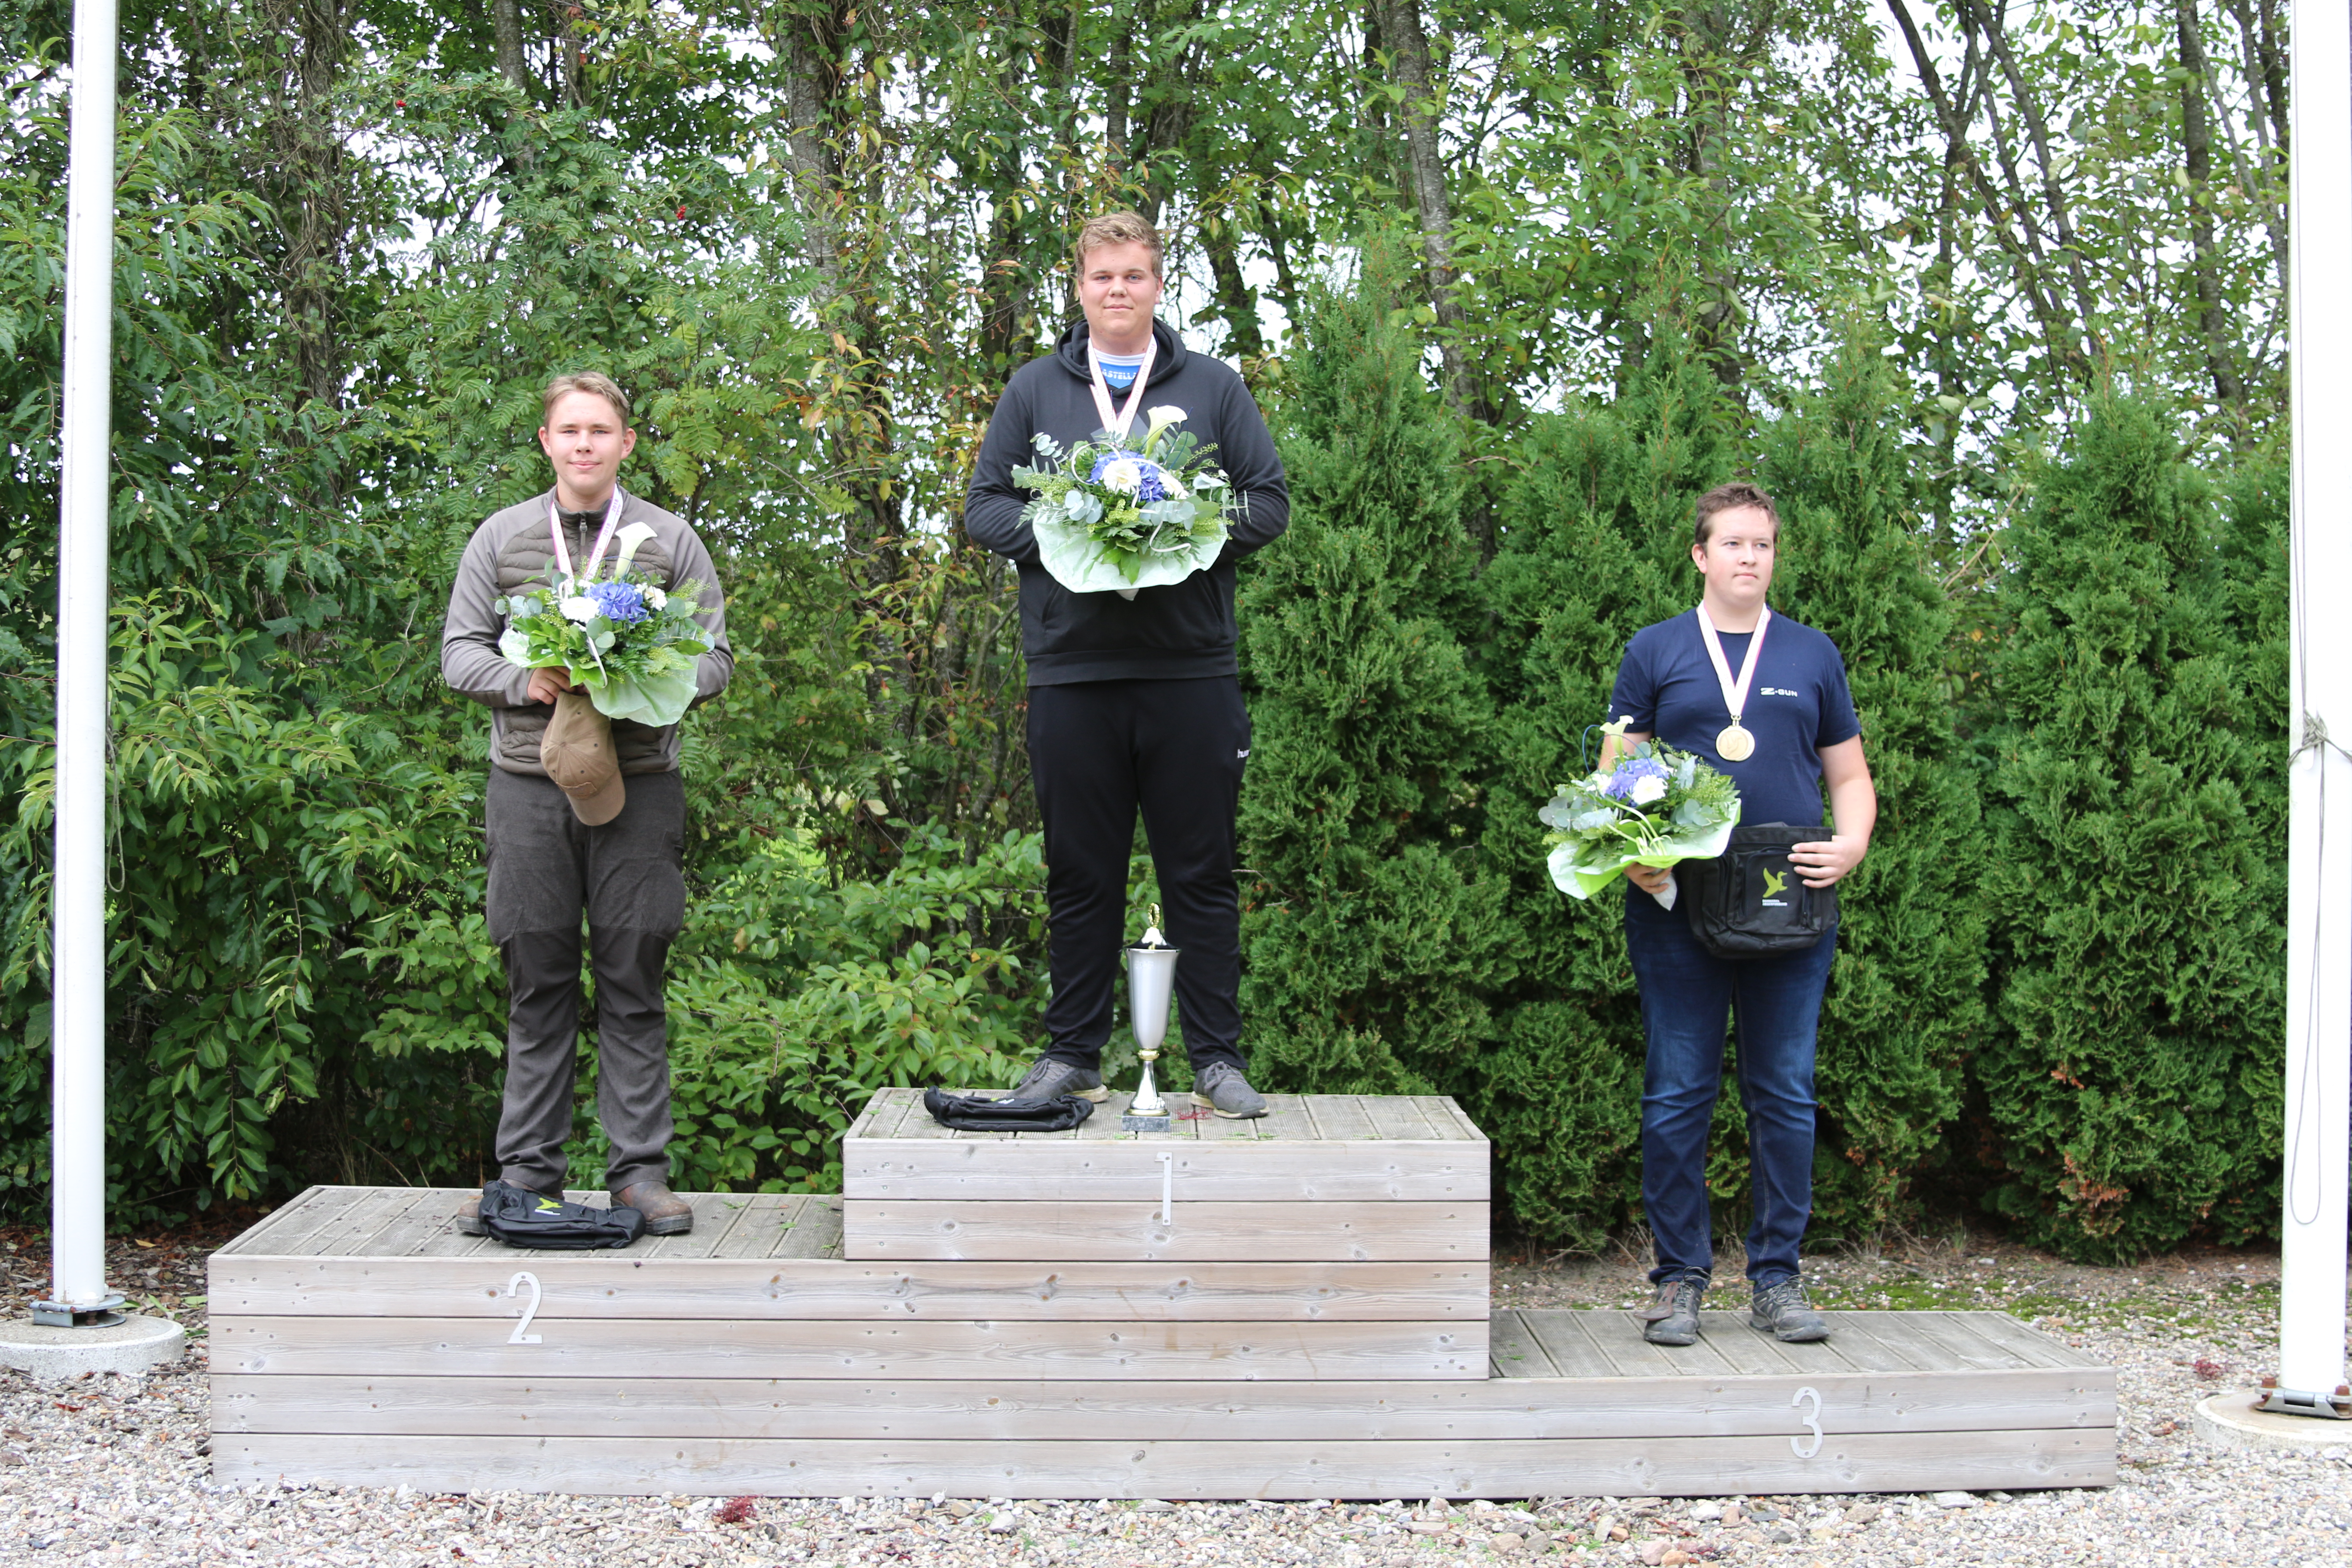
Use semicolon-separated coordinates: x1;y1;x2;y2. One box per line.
1602;482;1877;1347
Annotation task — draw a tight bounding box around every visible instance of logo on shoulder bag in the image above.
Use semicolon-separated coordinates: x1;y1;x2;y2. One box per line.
1761;867;1789;905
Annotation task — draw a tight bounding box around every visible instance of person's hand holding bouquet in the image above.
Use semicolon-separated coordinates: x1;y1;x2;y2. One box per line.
1012;406;1239;598
1542;717;1742;906
500;523;716;728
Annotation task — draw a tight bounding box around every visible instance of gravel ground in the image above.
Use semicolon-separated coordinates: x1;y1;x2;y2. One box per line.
4;1223;2349;1567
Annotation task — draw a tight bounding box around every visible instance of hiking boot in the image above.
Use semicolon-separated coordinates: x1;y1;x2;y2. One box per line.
1191;1062;1268;1119
454;1179;558;1237
1750;1277;1830;1342
1008;1057;1109;1103
1641;1277;1706;1346
612;1179;695;1236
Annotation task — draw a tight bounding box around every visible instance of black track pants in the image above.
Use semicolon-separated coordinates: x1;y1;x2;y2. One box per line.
1026;676;1251;1074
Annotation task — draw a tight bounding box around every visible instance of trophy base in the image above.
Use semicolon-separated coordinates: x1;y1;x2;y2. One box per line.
1121;1112;1173;1133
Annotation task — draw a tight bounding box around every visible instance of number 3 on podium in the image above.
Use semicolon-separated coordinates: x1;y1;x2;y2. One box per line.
1790;1385;1823;1459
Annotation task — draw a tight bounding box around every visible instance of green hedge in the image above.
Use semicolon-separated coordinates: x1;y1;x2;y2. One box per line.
0;248;2288;1261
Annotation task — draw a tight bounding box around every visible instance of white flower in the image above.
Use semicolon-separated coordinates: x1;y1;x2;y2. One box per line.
1098;457;1145;494
1629;774;1668;806
644;586;668;611
560;595;599;624
1188;469;1228;491
1142;405;1188;448
609;521;658;580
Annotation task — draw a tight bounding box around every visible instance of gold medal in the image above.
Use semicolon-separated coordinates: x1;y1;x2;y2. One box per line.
1697;603;1770;768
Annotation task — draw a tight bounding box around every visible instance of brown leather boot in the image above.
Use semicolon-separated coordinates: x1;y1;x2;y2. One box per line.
611;1179;693;1236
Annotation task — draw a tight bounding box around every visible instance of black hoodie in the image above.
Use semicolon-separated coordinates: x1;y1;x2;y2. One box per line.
963;318;1289;685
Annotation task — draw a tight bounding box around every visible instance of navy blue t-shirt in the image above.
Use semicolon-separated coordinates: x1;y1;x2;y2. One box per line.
1606;608;1861;828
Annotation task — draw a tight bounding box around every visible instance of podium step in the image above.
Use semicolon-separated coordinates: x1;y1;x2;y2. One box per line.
203;1091;2117;1497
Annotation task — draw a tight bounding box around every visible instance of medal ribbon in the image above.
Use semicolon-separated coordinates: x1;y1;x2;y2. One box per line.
1696;602;1772;732
1086;337;1158;441
548;490;627;586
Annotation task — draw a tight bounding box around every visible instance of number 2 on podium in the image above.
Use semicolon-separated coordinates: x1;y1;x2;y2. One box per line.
504;1271;543;1345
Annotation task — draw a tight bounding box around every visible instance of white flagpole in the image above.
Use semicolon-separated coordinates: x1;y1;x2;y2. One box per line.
2276;0;2352;1415
37;0;122;1328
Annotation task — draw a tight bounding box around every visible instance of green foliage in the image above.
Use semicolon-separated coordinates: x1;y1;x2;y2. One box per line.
1236;242;1513;1096
1468;349;1746;1251
1974;398;2286;1260
0;1;2298;1262
1756;343;1984;1238
600;824;1045;1194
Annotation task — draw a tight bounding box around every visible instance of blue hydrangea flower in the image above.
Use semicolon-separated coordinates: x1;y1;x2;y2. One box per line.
1602;756;1669;803
586;579;649;625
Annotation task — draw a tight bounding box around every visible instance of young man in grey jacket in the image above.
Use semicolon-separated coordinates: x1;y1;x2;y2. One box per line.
964;211;1289;1116
440;371;732;1233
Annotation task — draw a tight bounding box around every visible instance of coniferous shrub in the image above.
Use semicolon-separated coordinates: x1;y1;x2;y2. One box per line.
1974;398;2285;1260
1756;343;1983;1237
1234;246;1512;1094
1468;352;1744;1249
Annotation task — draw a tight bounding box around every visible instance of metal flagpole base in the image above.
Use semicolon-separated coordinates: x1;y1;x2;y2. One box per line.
31;1292;124;1328
2253;1384;2352;1419
2197;1387;2352;1456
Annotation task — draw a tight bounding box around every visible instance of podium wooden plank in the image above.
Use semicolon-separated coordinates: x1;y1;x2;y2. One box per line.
1942;1311;2093;1369
211;1314;1485;1381
210;1363;2116;1441
1255;1094;1316;1140
208;1257;1489;1321
1516;1311;1619;1381
333;1189;451;1258
213;1187;339;1258
1362;1099;1441;1140
1306;1096;1380;1141
1190;1105;1262;1141
1811;1314;1912;1374
1413;1096;1487;1142
1485;1310;1559;1378
842;1200;1488;1262
212;1425;2116;1498
844;1141;1487;1202
771;1197;845;1259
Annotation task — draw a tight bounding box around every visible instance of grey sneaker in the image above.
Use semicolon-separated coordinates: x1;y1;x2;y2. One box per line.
1641;1277;1706;1346
1191;1062;1268;1119
1009;1057;1109;1102
1750;1277;1830;1342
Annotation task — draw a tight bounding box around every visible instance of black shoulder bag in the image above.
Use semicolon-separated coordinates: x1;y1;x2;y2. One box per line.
477;1180;646;1250
1680;822;1836;959
925;1087;1097;1132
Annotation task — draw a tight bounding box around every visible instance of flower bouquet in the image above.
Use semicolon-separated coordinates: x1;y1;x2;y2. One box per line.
1542;719;1742;900
1011;405;1238;598
499;522;715;729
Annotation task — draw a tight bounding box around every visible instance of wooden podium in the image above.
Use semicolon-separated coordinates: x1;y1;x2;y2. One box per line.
207;1090;2115;1497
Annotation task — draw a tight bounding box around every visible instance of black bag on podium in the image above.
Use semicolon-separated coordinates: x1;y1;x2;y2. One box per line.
1679;822;1837;959
924;1087;1096;1132
476;1180;646;1250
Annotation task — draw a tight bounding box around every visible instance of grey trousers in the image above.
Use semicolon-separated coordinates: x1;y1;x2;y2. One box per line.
484;766;687;1193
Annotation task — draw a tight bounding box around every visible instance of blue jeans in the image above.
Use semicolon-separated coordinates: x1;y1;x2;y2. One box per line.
1624;886;1837;1291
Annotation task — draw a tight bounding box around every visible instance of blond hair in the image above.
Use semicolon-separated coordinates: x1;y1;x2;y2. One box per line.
1072;211;1164;278
541;370;632;427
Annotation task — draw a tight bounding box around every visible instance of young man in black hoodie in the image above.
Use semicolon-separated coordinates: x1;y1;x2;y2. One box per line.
964;210;1290;1117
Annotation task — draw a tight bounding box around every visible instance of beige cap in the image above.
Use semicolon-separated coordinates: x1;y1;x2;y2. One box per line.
541;689;626;825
